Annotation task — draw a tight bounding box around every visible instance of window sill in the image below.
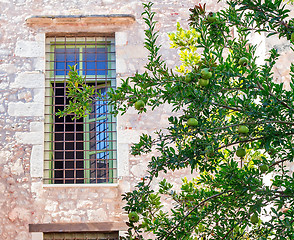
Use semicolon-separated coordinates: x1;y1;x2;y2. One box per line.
29;222;127;232
43;183;119;188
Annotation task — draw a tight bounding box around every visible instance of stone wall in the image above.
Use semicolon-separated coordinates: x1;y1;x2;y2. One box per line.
0;0;293;239
0;0;199;239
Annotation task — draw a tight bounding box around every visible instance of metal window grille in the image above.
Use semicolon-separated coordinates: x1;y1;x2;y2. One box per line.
43;232;119;240
44;34;117;184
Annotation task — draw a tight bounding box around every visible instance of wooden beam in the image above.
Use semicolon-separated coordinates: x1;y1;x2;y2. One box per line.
29;222;127;233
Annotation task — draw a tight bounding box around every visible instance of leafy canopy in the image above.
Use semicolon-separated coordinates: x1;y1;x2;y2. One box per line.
107;0;294;239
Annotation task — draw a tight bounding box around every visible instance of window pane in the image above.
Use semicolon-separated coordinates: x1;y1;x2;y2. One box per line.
83;47;108;76
96;88;108;159
55;48;79;75
87;88;109;182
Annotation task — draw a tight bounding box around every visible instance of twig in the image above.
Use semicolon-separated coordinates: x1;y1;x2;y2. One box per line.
270;158;291;168
164;191;231;240
211;102;243;112
256;81;293;110
211;120;294;132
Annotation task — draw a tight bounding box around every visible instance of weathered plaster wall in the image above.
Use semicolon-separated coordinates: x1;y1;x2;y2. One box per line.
0;0;293;239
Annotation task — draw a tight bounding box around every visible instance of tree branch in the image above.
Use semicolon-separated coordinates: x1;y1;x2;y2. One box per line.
211;120;294;132
211;102;243;112
256;81;293;110
164;191;232;240
270;158;290;168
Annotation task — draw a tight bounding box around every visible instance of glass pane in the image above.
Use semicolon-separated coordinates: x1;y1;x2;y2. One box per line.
87;88;109;182
83;47;108;76
95;88;108;159
55;48;79;75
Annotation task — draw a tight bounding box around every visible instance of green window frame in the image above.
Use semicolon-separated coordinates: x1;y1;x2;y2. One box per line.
44;35;117;184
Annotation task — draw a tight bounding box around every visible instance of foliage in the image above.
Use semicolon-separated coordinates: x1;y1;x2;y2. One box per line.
56;65;96;119
286;0;294;4
106;1;294;239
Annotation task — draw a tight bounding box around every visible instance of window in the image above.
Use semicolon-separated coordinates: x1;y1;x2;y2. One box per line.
44;34;117;184
43;232;119;240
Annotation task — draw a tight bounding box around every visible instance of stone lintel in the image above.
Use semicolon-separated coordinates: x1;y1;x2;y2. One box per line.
29;222;127;233
26;14;136;26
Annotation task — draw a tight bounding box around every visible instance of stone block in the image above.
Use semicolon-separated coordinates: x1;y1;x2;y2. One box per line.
8;207;31;222
116;45;148;59
35;33;45;42
115;32;128;46
102;188;117;199
11;72;45;89
116;58;127;74
77;200;93;209
15;40;44;58
16;231;31;240
117;143;129;177
0;63;17;74
102;0;116;4
45;200;58;212
16;132;43;145
118;179;131;193
0;151;11;164
8;102;43;116
0;104;5;113
87;208;107;221
130;162;148;177
33;88;45;103
0;81;9;90
18;91;33;102
33;58;46;72
11;158;24;175
30;122;44;132
0;48;11;56
30;145;44;178
59;201;75;210
0;182;6;194
31;182;42;196
31;232;43;240
117;129;147;143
